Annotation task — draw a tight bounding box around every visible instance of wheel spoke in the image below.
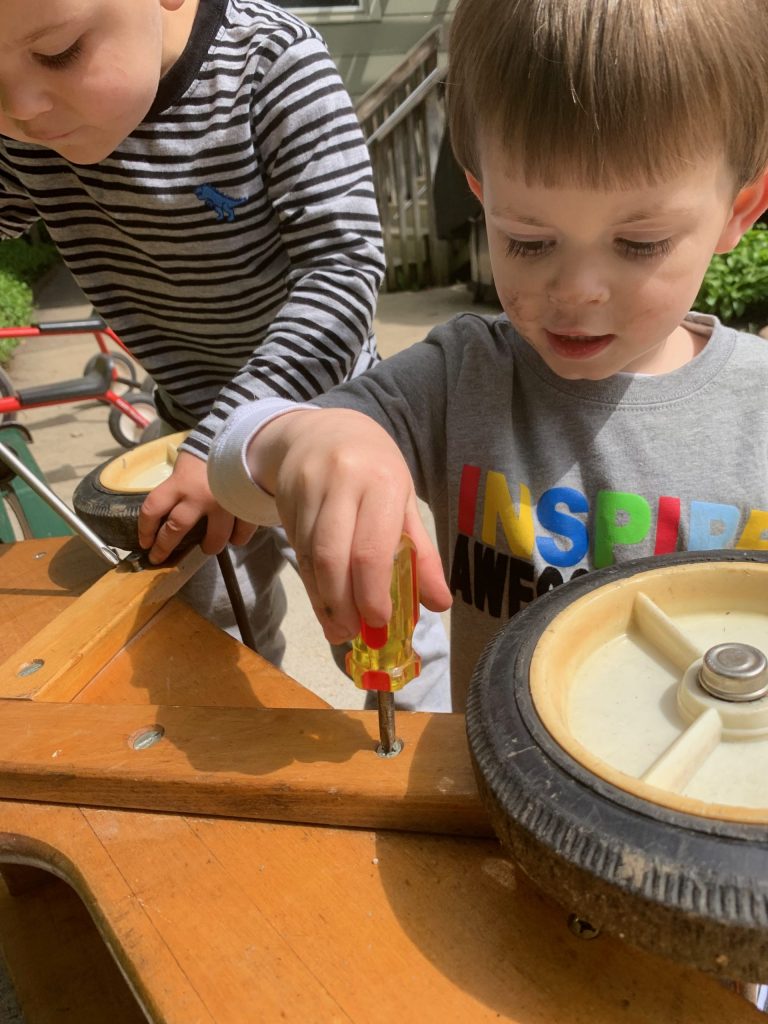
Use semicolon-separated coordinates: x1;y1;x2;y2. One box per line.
632;592;702;671
641;707;722;792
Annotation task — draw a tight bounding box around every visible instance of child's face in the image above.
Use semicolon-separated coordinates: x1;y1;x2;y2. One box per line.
0;0;190;164
468;143;758;378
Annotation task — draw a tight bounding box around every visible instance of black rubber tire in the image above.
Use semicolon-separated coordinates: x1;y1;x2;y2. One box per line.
466;548;768;980
73;454;208;553
84;351;138;394
107;391;157;449
0;367;18;424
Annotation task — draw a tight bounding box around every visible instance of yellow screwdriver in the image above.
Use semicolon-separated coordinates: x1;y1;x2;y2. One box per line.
346;534;421;756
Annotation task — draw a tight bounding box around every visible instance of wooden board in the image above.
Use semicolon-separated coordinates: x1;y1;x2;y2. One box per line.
0;538;762;1023
0;799;760;1024
79;597;328;709
0;537;106;659
0;543;207;701
0;701;488;835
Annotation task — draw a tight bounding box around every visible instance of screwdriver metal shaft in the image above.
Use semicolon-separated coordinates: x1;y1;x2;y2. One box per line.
376;691;402;757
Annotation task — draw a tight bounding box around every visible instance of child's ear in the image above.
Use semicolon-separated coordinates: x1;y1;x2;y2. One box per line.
465;170;484;205
715;168;768;253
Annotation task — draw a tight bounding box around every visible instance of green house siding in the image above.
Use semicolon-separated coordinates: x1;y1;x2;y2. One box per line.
278;0;457;100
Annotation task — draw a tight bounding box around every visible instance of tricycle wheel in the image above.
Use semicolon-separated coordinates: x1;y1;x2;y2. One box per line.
84;352;138;395
108;392;157;449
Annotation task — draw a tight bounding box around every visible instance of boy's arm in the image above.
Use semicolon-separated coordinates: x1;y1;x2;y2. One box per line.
208;336;453;640
211;403;451;643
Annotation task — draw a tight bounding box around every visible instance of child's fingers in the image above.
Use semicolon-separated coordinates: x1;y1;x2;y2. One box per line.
200;507;237;555
138;489;172;550
146;501;203;563
289;490;362;644
403;497;453;612
349;486;412;628
269;408;419;643
230;520;257;547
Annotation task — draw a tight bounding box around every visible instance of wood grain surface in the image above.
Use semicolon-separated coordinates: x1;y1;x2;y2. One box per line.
0;537;762;1024
0;700;489;834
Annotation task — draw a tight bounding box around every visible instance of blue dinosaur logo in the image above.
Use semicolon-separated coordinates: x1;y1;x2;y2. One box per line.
195;184;248;222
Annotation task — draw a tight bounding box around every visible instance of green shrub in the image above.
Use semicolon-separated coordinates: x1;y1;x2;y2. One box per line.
0;271;34;364
0;237;59;364
695;224;768;327
0;237;58;284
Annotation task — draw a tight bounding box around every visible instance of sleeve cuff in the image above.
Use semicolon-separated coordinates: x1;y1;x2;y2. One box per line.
207;399;318;525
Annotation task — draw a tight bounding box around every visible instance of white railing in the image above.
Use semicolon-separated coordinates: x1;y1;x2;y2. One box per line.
356;27;451;290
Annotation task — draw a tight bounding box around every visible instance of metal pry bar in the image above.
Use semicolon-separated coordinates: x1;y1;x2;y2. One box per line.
0;439;121;566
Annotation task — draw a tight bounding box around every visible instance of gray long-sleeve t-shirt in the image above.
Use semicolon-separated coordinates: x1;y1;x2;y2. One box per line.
209;311;768;702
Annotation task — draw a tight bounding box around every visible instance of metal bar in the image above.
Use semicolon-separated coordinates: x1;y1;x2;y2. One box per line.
0;440;120;566
376;692;402;758
216;547;259;652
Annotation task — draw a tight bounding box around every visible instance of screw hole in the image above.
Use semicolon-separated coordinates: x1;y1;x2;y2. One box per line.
568;913;600;940
376;738;404;758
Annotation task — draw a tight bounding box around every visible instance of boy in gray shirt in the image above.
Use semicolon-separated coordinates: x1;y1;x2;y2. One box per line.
207;0;768;710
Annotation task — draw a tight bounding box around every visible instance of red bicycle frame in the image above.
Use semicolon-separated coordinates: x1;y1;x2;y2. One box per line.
0;317;151;431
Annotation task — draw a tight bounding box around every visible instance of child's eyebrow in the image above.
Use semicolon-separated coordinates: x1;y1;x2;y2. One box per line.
489;209;549;225
20;22;72;46
493;205;696;228
617;206;695;224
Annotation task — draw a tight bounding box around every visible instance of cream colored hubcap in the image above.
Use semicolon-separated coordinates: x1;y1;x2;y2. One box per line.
530;561;768;823
98;431;188;493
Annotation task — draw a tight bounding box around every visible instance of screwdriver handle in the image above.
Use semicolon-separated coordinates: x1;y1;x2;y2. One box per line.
346;534;421;693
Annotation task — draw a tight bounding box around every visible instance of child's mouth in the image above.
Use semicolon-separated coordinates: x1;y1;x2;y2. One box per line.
545;331;615;359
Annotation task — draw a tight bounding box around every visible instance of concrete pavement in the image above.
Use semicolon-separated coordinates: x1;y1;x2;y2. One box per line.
7;264;497;707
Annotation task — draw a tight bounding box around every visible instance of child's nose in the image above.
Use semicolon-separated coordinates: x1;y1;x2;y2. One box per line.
0;80;54;124
547;264;610;307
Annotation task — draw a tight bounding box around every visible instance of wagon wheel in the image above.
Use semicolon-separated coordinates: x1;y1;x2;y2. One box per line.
466;548;768;981
73;431;206;551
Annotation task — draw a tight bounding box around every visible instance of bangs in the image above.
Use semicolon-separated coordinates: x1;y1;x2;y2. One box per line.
448;0;768;190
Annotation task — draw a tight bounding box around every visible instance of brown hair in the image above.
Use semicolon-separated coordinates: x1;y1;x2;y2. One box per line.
448;0;768;189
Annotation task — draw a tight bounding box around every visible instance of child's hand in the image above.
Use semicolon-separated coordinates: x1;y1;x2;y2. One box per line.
252;408;452;644
139;450;255;563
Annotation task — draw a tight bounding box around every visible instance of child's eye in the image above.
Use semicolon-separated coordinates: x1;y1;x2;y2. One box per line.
505;238;554;259
35;40;83;70
615;238;672;260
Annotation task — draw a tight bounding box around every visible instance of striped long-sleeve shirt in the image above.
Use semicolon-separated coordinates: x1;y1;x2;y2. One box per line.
0;0;385;457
